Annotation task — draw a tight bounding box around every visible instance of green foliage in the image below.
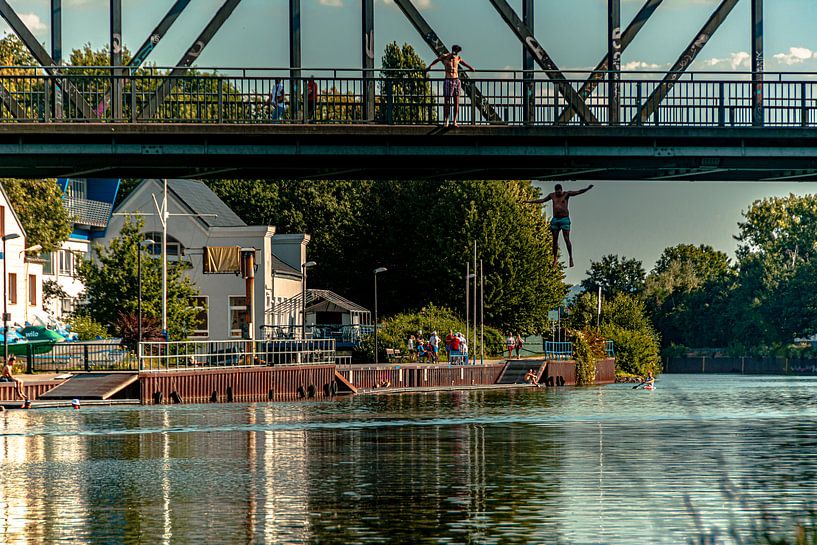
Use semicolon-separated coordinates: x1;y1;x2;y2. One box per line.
42;280;68;306
568;292;661;376
354;304;504;362
210;179;564;333
572;328;606;386
645;244;735;349
69;315;110;341
602;323;661;376
380;42;435;123
581;254;646;298
75;217;200;340
1;180;72;253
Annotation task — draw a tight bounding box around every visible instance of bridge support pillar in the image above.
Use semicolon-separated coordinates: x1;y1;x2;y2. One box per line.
522;0;534;125
608;0;620;125
751;0;764;127
51;0;63;119
289;0;302;121
110;0;123;120
362;0;374;122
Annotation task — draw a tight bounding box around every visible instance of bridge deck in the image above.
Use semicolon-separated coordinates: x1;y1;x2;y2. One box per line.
2;123;816;181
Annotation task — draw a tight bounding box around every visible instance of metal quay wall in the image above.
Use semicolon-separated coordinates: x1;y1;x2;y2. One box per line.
339;363;506;390
665;356;817;375
541;358;616;386
0;379;65;402
139;364;337;404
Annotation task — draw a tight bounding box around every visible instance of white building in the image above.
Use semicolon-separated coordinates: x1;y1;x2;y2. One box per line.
101;179;308;341
41;179;119;320
0;184;44;326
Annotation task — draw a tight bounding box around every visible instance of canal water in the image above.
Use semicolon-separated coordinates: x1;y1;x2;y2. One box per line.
2;374;816;544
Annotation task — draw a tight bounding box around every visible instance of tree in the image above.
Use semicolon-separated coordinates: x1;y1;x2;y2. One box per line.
567;291;660;376
209;179;564;333
644;244;735;349
75;218;200;340
729;194;817;347
380;42;435;123
1;180;72;252
580;254;645;299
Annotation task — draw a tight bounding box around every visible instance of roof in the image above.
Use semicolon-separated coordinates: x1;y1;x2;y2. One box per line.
166;180;247;228
272;254;300;275
305;290;369;313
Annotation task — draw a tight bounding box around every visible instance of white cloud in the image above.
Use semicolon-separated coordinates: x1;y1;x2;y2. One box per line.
18;13;46;33
381;0;432;9
773;47;813;66
622;60;661;71
702;51;750;70
319;0;343;6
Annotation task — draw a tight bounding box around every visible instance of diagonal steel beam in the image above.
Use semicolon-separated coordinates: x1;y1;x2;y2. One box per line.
141;0;242;120
95;0;192;116
558;0;663;125
632;0;738;125
129;0;192;71
0;84;27;119
391;0;503;124
488;0;598;125
0;0;95;118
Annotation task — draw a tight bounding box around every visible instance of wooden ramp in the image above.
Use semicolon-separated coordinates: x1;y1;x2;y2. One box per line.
38;373;139;400
334;371;357;395
497;360;546;385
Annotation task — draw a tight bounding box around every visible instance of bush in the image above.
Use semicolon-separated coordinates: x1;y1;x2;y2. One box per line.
602;323;661;376
69;315;110;341
572;327;606;385
353;304;505;363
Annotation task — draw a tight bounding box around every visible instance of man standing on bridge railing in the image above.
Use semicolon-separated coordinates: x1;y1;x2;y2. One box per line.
525;183;594;268
425;45;474;128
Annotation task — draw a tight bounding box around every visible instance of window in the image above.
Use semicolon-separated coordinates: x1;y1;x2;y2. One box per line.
68;180;87;200
60;297;74;315
42;252;54;275
8;273;16;305
228;296;247;338
191;296;208;337
0;205;5;237
58;250;76;277
144;232;184;261
28;275;36;306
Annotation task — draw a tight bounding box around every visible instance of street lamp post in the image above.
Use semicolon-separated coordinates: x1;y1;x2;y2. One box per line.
301;261;316;339
137;239;156;362
2;233;20;363
373;267;387;364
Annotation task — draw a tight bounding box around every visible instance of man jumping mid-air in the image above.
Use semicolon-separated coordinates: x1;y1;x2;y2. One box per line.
525;183;594;267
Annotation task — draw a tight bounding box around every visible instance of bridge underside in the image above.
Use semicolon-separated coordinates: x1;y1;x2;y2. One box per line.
3;125;817;182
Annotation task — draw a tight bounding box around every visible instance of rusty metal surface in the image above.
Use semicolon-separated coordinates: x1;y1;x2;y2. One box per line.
543;360;578;386
139;365;337;404
339;364;505;390
0;380;64;401
595;358;616;384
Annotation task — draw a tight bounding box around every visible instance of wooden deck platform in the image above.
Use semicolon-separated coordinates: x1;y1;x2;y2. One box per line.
38;372;139;400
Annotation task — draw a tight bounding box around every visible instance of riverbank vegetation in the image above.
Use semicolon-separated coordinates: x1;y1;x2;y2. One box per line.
579;193;817;359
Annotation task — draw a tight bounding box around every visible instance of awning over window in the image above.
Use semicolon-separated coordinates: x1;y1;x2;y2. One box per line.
204;246;241;274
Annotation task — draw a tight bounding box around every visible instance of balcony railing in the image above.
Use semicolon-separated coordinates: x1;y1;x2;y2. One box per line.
63;196;113;228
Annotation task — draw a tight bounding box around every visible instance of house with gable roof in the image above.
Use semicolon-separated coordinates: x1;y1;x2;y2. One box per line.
100;179;309;340
0;183;44;326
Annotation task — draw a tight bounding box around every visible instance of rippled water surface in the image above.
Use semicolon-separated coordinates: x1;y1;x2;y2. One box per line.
2;374;817;544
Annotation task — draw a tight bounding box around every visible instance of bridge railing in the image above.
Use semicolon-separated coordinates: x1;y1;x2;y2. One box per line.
0;67;816;127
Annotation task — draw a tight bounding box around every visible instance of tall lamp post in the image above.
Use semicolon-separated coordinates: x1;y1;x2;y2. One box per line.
2;233;20;363
137;238;156;360
373;267;387;364
301;261;316;339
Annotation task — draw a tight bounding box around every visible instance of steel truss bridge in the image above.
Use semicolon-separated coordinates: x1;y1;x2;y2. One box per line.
0;0;814;181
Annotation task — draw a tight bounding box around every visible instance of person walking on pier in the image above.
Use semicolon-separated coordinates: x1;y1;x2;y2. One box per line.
1;355;28;403
525;183;594;268
425;45;474;128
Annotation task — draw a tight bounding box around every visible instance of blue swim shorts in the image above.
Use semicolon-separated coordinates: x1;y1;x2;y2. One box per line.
550;217;571;231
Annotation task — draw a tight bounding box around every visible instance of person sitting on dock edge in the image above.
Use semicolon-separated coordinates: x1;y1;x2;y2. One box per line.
1;355;28;403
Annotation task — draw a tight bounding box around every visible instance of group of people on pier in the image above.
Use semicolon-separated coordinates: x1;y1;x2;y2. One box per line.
407;330;470;364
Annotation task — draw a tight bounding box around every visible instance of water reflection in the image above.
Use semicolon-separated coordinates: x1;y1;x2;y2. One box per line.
0;376;816;544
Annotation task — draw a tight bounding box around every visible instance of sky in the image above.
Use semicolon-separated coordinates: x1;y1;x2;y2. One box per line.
7;0;817;283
